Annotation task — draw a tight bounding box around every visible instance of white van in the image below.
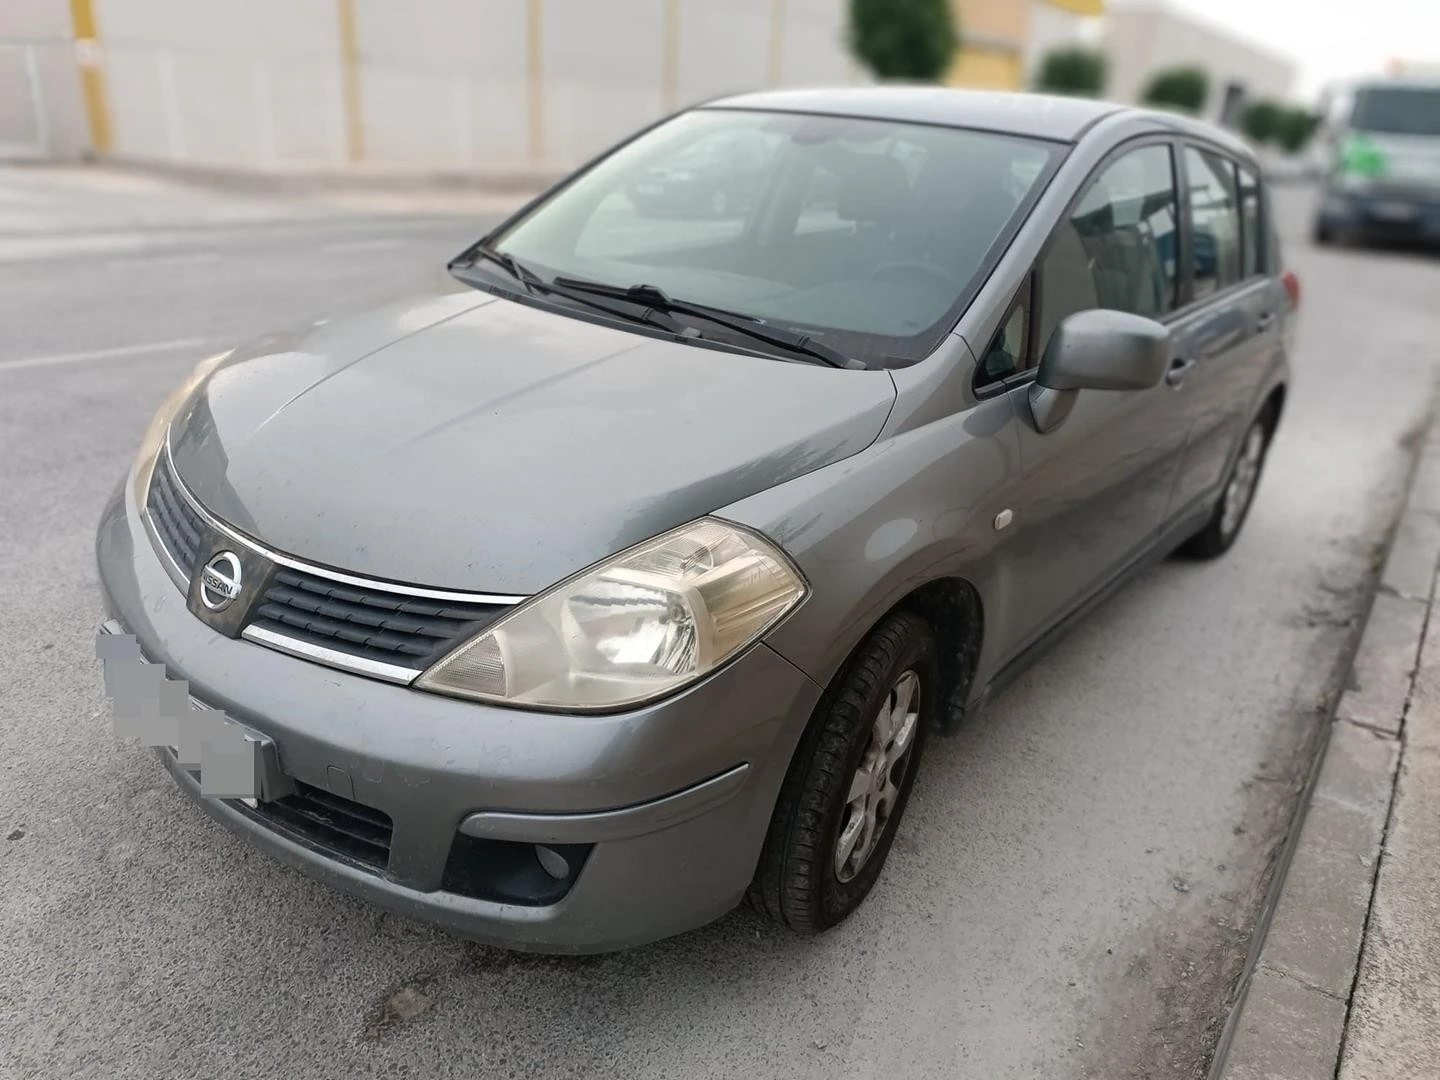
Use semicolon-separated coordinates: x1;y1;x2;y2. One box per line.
1313;76;1440;246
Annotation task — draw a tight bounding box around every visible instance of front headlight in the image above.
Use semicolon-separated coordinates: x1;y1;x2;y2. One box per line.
129;350;232;506
415;518;807;712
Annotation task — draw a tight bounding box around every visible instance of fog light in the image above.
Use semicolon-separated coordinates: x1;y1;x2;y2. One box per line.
441;834;592;905
535;845;570;880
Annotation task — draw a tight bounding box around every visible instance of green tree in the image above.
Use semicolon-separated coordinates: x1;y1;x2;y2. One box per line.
1141;66;1209;114
1239;99;1282;144
1034;46;1107;97
1274;107;1319;153
847;0;959;83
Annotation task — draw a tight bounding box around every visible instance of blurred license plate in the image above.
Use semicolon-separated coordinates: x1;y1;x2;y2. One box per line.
1371;200;1418;221
635;183;662;194
98;625;291;804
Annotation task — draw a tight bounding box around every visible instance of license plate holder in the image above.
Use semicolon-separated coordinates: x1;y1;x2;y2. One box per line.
98;626;295;803
1370;199;1419;222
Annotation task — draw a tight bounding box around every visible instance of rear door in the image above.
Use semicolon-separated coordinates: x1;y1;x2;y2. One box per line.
991;139;1193;654
1162;145;1278;519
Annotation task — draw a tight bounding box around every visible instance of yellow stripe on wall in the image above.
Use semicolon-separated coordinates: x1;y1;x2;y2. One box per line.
661;0;679;111
1038;0;1103;15
336;0;365;161
527;0;545;161
68;0;112;154
768;0;786;86
946;46;1023;91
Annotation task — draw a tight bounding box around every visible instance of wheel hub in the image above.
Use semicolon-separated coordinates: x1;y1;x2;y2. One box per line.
835;670;921;883
1221;423;1266;539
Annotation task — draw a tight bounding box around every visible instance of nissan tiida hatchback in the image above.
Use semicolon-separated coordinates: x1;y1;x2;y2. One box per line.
96;88;1297;953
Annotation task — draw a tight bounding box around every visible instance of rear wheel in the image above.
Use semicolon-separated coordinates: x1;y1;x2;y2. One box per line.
749;611;937;934
1178;411;1273;560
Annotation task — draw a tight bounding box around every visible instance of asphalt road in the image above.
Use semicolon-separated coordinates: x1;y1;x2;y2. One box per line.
3;176;1440;1080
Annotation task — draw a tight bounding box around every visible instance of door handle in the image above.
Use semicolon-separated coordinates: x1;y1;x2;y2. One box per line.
1165;356;1197;388
1256;311;1276;333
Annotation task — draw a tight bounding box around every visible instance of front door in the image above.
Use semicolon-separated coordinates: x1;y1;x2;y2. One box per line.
992;140;1194;657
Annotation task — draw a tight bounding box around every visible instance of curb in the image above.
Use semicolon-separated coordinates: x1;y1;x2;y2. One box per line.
1212;412;1440;1079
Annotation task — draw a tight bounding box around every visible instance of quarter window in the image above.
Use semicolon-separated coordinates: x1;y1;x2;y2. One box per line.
976;279;1031;389
1035;144;1178;362
1185;147;1242;297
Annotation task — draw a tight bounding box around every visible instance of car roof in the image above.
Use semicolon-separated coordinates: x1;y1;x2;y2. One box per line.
702;86;1121;142
701;86;1251;154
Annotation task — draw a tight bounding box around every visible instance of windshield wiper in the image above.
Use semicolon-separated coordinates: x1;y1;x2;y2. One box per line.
551;277;866;369
453;242;542;293
452;246;695;337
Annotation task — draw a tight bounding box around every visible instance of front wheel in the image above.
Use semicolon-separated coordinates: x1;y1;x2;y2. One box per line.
749;610;937;934
1178;412;1273;559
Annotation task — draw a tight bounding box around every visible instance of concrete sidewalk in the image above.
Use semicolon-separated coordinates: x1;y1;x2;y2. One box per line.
1219;424;1440;1078
0;161;544;237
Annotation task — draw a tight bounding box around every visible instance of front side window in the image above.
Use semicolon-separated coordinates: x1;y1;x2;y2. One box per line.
1185;147;1242;299
1035;143;1178;361
485;108;1061;366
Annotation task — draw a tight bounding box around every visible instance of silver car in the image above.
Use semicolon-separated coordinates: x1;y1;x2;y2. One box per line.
96;88;1298;953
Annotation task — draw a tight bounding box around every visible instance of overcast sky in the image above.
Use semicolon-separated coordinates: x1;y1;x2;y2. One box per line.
1132;0;1439;98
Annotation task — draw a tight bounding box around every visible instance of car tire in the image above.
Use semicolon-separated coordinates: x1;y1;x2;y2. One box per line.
748;610;937;935
1177;407;1275;560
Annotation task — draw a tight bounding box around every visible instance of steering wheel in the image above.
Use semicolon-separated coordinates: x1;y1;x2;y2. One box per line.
868;261;962;289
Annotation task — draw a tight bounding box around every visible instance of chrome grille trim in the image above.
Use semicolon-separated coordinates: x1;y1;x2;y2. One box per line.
151;437;526;606
141;434;527;683
241;625;422;684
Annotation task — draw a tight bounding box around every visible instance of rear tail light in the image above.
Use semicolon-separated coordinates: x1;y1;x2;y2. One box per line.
1281;269;1301;311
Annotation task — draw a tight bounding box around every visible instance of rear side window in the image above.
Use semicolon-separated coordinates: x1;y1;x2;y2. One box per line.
1035;143;1179;360
1184;147;1242;298
1237;163;1264;278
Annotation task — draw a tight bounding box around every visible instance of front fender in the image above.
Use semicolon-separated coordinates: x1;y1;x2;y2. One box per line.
718;396;1024;701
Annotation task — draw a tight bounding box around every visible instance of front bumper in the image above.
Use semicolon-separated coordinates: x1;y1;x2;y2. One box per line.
95;479;823;953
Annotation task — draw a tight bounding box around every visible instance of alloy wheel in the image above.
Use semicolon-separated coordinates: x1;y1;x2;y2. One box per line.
1220;422;1267;539
835;670;921;883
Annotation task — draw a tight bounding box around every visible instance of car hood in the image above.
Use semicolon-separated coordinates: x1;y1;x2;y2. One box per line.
168;281;897;595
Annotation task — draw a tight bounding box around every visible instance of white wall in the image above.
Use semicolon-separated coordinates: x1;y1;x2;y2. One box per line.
8;0;868;170
1102;2;1296;120
0;0;89;159
356;0;531;167
94;0;343;166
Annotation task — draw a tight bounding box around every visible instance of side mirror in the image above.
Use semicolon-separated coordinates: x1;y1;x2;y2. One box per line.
1027;309;1172;433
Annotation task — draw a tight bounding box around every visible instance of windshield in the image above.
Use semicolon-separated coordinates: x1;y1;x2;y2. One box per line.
1351;86;1440;137
483;108;1061;366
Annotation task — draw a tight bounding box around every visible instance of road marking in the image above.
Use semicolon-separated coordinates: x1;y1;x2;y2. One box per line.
322;237;408;253
105;251;221;271
0;336;211;373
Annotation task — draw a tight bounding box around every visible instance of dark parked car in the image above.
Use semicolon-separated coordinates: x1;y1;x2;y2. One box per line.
97;87;1299;954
